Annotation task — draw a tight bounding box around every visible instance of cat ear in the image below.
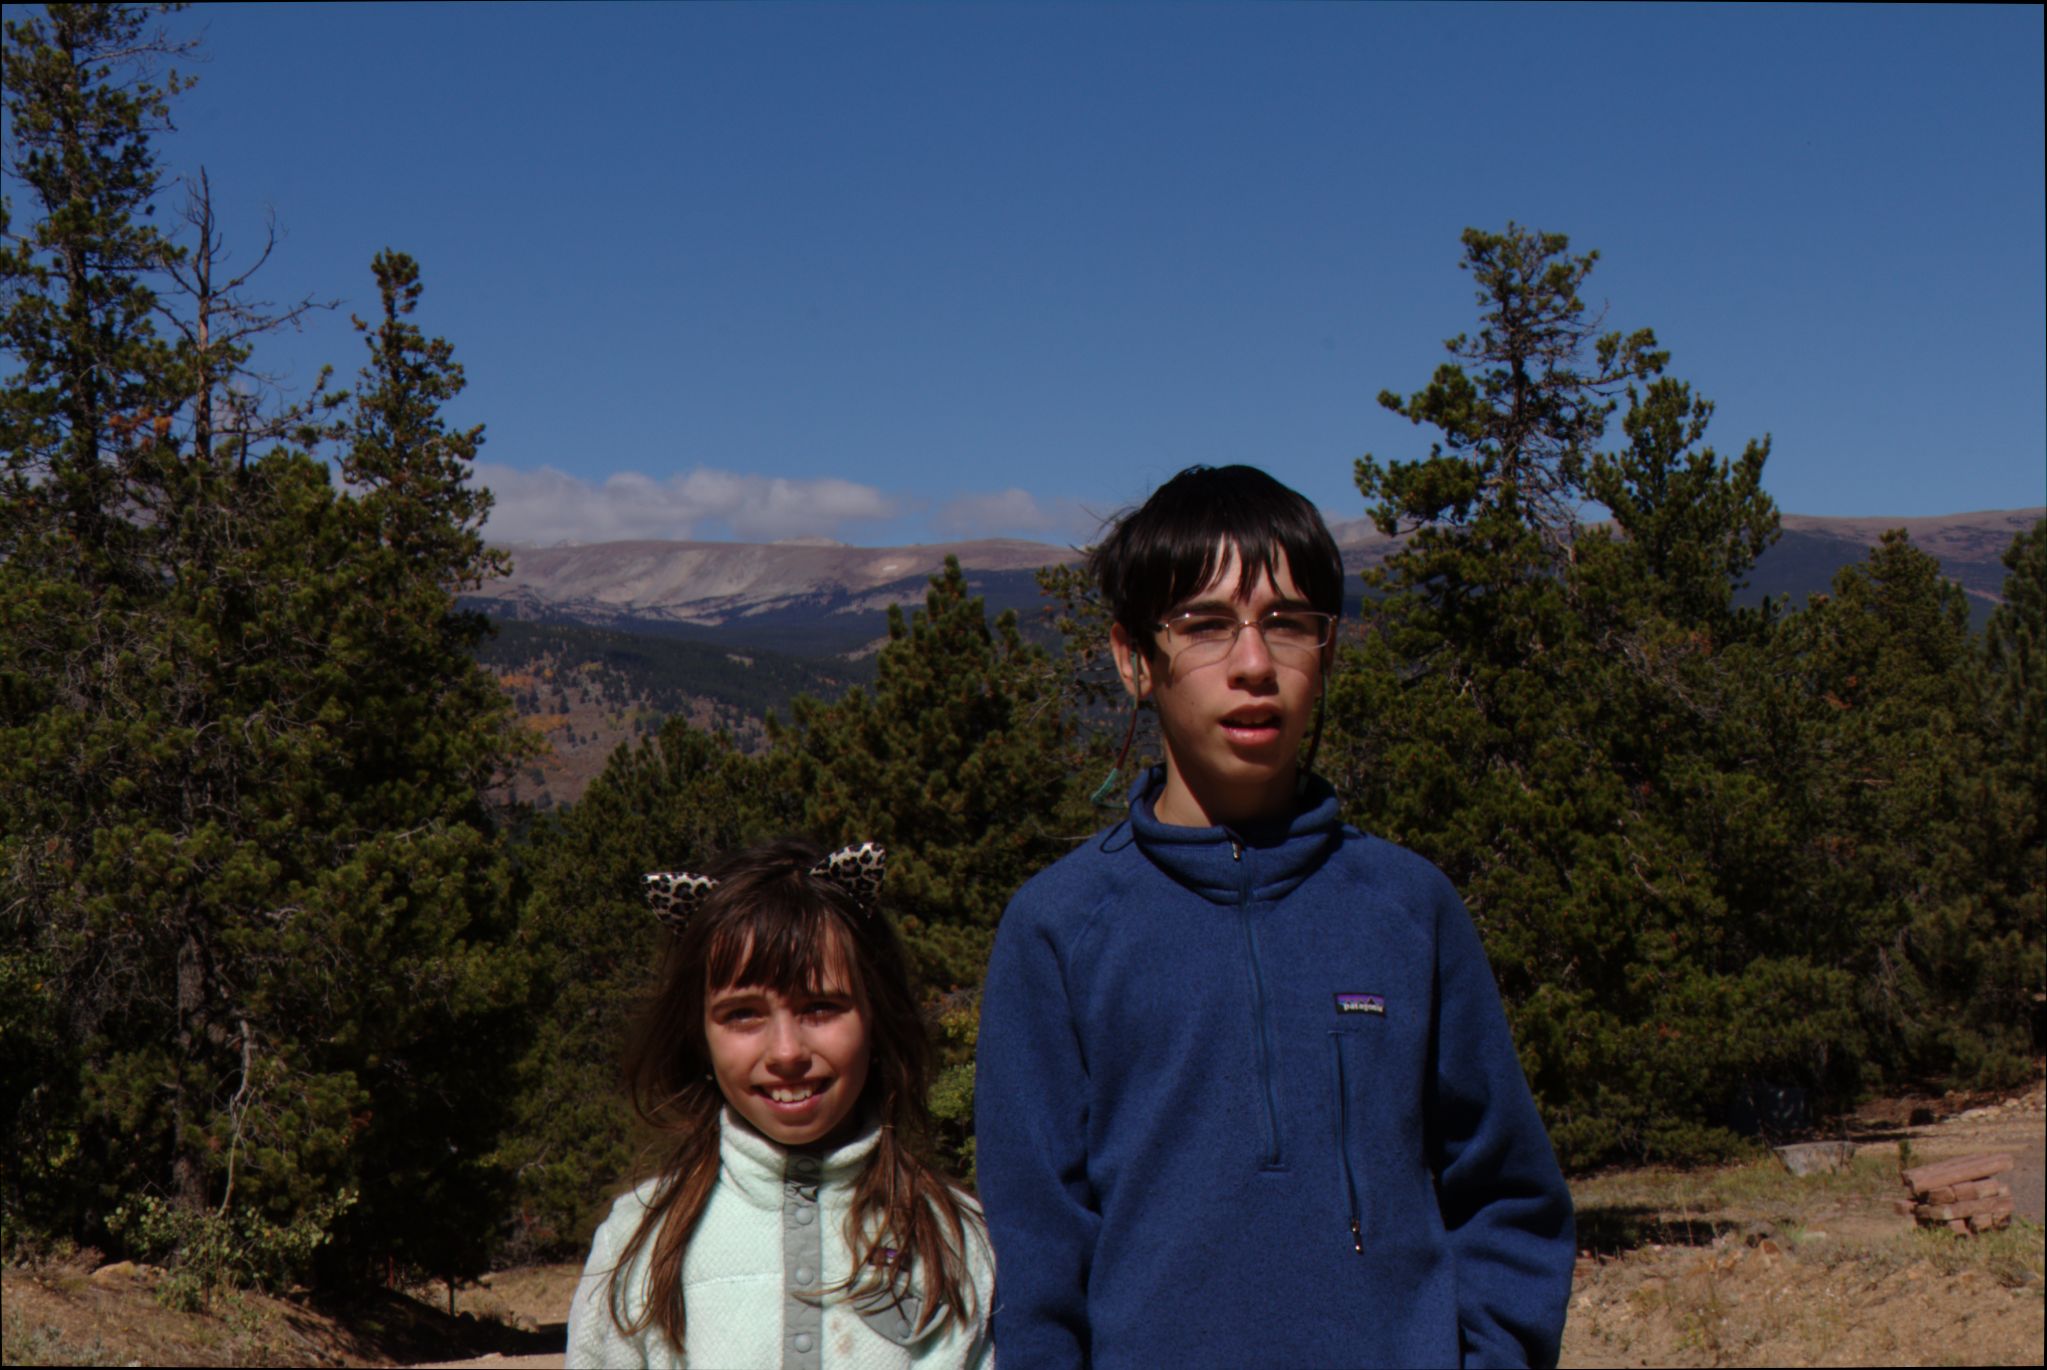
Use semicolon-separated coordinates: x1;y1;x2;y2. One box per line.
643;871;718;929
809;842;886;912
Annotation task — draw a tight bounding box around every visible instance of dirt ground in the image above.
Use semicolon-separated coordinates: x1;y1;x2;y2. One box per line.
1563;1079;2045;1368
5;1079;2040;1368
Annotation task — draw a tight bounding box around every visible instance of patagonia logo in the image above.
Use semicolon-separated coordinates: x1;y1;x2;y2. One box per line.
1334;992;1385;1016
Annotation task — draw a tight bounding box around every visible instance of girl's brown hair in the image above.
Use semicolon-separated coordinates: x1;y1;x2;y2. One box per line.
607;838;982;1354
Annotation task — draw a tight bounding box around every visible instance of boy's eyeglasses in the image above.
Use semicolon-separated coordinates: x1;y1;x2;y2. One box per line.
1156;610;1336;667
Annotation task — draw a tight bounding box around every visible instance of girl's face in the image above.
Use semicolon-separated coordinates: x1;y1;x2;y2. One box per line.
704;956;872;1148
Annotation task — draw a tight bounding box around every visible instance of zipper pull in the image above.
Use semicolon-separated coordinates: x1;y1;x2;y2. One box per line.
1350;1218;1363;1255
1231;840;1242;861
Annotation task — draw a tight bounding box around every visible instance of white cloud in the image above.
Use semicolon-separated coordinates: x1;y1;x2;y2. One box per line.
934;487;1097;543
473;462;900;545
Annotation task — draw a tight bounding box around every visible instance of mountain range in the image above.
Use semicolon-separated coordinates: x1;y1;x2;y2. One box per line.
471;508;2043;659
470;507;2041;809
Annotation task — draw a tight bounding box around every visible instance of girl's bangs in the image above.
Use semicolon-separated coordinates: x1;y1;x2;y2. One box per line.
700;889;860;999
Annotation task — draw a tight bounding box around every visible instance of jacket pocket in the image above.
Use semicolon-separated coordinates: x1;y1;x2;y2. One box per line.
1329;1030;1366;1254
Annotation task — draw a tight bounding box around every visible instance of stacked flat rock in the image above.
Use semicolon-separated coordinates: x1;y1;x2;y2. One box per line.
1893;1153;2015;1234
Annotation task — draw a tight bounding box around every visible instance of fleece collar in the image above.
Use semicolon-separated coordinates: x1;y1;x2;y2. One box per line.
717;1105;880;1210
1124;764;1343;905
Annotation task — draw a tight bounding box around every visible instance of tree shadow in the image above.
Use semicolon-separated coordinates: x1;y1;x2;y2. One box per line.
1575;1204;1726;1257
300;1287;563;1365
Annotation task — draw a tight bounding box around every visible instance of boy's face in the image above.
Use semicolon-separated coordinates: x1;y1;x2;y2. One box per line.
1110;544;1332;829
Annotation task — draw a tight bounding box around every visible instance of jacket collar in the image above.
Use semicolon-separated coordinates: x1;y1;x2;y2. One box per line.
718;1104;880;1209
1125;764;1343;905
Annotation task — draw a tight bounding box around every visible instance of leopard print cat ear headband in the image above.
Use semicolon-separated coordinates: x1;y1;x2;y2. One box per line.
643;842;887;930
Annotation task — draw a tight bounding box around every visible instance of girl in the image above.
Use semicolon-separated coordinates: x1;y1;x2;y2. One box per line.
565;839;993;1369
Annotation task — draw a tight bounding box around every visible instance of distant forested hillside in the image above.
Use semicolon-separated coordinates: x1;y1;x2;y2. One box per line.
477;617;869;721
474;618;874;808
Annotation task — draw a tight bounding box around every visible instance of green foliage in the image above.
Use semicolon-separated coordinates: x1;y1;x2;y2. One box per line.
1584;376;1777;631
926;991;982;1184
1357;223;1665;596
0;2;188;537
1785;529;2043;1084
108;1187;356;1306
776;557;1084;990
1030;559;1163;803
1986;521;2047;754
505;722;779;1251
3;10;531;1287
476;616;868;731
1332;224;2039;1168
1981;520;2046;1003
1336;223;1850;1167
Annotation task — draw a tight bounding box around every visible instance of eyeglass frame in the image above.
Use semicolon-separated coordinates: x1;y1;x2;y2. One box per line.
1151;607;1338;667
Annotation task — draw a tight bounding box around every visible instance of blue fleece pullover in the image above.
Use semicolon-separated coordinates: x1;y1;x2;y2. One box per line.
974;768;1573;1368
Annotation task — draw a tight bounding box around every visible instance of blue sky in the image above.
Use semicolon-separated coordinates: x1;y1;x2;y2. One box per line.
117;2;2047;545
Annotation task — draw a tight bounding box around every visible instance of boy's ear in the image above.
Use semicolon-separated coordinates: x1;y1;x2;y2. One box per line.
1109;622;1151;700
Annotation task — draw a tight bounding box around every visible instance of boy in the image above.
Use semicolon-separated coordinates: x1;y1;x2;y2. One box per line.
974;465;1573;1368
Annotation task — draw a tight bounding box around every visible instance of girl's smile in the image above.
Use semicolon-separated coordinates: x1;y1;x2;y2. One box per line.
704;976;872;1146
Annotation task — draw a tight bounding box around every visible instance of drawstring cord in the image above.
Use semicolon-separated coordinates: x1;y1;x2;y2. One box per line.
1089;699;1143;809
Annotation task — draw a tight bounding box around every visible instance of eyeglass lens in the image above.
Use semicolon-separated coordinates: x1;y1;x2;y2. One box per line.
1166;612;1330;663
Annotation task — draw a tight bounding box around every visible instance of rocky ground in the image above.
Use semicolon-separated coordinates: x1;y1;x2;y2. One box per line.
1562;1080;2044;1368
5;1080;2040;1368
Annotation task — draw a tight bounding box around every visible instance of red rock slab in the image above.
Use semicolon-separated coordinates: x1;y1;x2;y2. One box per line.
1902;1152;2013;1193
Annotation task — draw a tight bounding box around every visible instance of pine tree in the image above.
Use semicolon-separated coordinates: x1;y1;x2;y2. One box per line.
1983;521;2045;863
0;2;187;582
1787;530;2037;1084
507;722;778;1250
1328;224;1860;1166
1979;520;2046;1061
2;0;211;1231
771;558;1083;1176
4;9;534;1286
1356;223;1665;641
273;251;537;1285
1582;377;1777;634
777;557;1080;991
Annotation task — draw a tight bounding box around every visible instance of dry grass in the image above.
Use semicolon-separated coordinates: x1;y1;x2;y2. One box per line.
1565;1132;2044;1368
0;1256;566;1368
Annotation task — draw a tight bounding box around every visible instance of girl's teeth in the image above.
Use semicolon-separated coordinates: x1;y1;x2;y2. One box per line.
767;1086;819;1103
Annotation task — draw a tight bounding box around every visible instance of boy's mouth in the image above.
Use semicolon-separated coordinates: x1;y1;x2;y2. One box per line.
1220;708;1282;742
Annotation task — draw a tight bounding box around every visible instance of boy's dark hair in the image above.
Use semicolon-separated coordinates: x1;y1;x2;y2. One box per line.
1088;464;1343;655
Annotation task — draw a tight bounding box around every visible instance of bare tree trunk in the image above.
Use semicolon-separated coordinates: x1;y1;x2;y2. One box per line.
171;929;209;1210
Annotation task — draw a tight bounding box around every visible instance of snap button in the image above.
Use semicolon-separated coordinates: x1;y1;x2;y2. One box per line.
793;1332;815;1353
794;1205;815;1225
794;1264;814;1285
793;1156;819;1175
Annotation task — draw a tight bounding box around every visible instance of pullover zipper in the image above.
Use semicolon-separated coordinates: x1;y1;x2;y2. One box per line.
1332;1033;1364;1253
1234;837;1284;1169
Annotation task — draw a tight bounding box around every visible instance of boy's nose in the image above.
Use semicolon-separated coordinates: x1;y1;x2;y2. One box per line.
1225;620;1277;682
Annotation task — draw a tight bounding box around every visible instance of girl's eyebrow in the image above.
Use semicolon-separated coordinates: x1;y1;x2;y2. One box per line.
707;980;853;1004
